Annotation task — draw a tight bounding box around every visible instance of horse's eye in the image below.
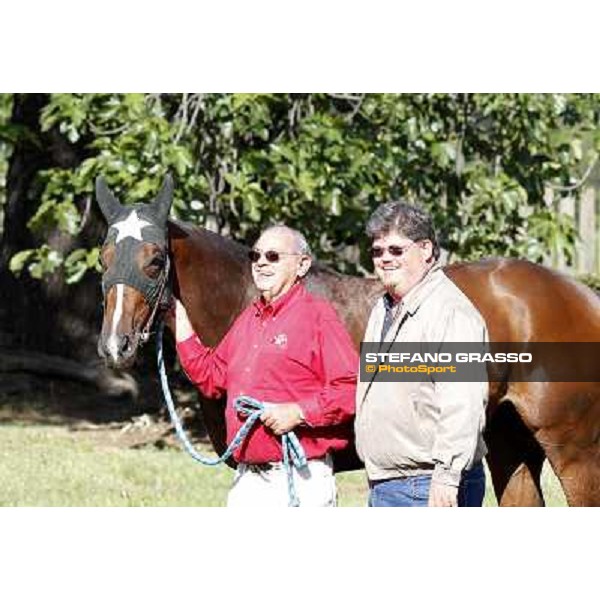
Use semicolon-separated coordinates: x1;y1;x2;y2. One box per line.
144;255;165;277
150;256;165;268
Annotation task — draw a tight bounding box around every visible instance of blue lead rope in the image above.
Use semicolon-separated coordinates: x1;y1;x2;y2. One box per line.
156;321;308;506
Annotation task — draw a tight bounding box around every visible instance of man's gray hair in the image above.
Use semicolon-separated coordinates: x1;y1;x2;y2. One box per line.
366;200;440;261
261;225;312;257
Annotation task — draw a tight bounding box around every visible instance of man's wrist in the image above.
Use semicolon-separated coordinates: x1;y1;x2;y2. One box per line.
432;464;461;487
175;333;200;353
296;405;306;426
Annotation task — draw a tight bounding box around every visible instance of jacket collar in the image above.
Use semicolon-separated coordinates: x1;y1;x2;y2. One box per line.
400;263;443;315
384;263;443;318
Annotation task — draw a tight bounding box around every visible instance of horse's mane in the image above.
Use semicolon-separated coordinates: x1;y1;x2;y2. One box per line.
168;219;249;259
168;218;370;282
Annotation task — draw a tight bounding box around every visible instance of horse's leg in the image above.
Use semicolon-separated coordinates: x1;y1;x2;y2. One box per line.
198;395;236;468
533;385;600;506
547;450;600;506
485;401;546;506
542;434;600;507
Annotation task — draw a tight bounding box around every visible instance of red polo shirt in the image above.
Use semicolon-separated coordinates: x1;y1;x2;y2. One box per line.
176;283;358;464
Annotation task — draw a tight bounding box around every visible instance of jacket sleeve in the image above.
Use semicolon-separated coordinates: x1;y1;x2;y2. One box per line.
430;306;488;487
176;326;234;399
296;307;359;428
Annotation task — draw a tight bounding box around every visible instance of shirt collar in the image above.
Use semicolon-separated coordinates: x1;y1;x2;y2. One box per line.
401;263;443;315
382;292;399;312
252;281;305;318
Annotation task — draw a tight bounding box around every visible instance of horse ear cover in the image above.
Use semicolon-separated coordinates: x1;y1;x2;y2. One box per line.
153;174;174;224
95;177;122;222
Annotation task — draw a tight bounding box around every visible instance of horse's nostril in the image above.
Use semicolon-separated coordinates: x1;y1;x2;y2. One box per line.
120;335;131;355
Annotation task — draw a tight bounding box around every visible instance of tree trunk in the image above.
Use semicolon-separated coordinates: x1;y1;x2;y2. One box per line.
0;96;195;430
0;94;107;363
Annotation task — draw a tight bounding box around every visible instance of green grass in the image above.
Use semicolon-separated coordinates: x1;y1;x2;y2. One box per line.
0;424;567;506
0;424;232;506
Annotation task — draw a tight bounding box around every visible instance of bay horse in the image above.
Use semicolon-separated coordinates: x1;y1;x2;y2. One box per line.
95;175;600;506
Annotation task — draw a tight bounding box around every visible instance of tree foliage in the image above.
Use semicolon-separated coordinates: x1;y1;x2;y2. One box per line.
3;93;600;282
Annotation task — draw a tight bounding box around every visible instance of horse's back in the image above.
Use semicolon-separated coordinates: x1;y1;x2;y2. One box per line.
445;258;600;343
305;268;383;346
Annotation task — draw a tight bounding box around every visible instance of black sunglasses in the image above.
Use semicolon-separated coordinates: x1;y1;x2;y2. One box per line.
248;249;301;263
370;241;419;259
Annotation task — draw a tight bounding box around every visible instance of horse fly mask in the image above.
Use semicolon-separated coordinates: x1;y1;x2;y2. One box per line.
96;175;174;344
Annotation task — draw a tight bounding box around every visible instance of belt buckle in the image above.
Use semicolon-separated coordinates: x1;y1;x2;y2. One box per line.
248;462;277;473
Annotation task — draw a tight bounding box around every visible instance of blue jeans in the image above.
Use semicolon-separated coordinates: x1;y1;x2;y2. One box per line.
368;463;486;507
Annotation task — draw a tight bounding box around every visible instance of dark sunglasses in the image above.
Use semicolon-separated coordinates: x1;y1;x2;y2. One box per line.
248;249;301;263
370;241;419;259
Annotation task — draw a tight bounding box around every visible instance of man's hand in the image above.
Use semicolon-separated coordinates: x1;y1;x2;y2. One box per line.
428;481;458;507
260;403;305;435
165;298;196;343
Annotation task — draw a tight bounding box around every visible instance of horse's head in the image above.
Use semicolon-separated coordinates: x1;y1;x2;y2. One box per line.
95;175;174;369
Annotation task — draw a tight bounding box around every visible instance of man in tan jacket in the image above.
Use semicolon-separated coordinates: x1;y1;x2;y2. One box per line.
355;201;488;507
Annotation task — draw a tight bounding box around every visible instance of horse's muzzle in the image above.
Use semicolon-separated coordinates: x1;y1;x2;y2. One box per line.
98;332;139;370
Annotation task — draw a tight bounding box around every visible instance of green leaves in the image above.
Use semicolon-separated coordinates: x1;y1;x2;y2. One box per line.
9;249;35;273
526;208;578;266
63;247;101;284
4;93;600;283
28;198;81;236
9;245;63;279
10;244;101;284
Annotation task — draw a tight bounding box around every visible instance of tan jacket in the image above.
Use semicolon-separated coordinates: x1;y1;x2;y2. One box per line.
355;266;488;486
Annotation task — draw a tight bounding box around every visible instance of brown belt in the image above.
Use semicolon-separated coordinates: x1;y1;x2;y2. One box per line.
243;453;331;474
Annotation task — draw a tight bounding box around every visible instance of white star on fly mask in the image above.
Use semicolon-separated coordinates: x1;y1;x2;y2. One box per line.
111;211;152;244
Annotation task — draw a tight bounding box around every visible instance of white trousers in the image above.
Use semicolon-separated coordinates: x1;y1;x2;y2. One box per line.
227;454;337;507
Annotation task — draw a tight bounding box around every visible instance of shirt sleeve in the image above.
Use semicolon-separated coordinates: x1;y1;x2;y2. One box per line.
430;306;488;487
296;307;359;428
176;326;233;400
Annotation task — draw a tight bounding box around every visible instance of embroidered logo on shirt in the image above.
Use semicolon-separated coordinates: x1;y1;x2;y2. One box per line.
271;333;288;349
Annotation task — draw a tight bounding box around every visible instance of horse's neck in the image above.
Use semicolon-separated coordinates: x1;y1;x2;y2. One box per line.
169;222;255;346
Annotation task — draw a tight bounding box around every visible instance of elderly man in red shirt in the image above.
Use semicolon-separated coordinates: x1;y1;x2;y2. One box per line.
169;225;358;507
